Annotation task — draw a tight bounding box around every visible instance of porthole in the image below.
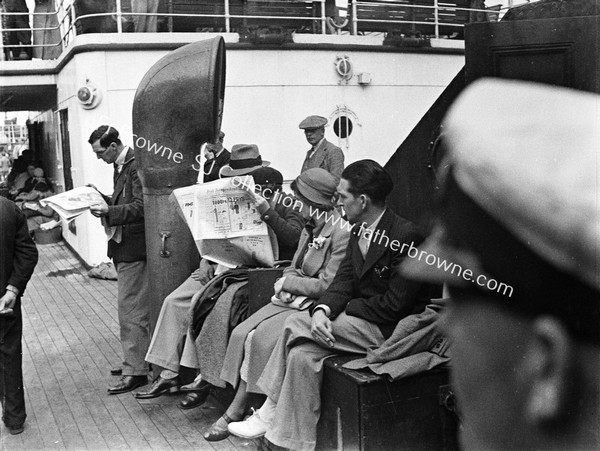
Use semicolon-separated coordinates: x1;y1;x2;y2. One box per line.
333;116;353;139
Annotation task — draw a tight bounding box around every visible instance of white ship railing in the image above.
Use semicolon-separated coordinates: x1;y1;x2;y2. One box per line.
0;0;532;61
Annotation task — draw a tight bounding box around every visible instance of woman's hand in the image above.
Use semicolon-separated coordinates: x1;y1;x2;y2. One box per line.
274;276;286;295
276;290;296;303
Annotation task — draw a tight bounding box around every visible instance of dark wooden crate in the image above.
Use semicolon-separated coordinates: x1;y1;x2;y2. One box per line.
317;355;458;451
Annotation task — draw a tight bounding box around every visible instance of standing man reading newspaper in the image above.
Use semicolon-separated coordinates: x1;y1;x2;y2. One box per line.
88;125;150;394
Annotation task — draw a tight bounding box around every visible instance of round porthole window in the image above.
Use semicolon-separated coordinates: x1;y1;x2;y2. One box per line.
333;116;353;139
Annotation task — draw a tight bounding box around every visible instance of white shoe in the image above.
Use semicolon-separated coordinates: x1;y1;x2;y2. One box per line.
227;408;270;439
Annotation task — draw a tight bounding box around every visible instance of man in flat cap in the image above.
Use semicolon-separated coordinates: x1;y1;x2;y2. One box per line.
299;115;344;180
402;79;600;451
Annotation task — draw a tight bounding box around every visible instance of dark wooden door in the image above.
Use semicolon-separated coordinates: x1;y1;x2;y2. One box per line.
465;15;600;93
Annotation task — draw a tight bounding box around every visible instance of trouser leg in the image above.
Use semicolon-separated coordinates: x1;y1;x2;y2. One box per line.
0;299;26;427
259;312;385;451
116;260;150;376
131;0;158;32
179;330;199;369
145;275;204;372
146;0;159;32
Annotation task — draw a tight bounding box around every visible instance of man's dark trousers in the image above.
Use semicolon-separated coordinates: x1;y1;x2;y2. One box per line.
0;298;25;428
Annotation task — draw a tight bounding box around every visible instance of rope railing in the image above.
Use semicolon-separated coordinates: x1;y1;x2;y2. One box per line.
0;0;516;60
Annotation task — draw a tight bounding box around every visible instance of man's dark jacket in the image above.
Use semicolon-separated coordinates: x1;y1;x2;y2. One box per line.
102;147;146;263
0;197;38;296
260;192;304;261
312;208;432;338
203;149;231;183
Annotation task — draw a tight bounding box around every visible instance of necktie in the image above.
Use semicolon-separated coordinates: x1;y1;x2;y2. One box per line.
358;225;369;258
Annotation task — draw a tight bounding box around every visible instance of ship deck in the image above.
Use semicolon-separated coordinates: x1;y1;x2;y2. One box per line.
0;241;253;451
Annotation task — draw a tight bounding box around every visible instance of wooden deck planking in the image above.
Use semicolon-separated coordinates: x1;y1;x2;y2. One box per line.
1;241;243;451
21;278;104;450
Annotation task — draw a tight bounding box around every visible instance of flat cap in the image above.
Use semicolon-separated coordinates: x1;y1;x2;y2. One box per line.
294;168;337;206
299;115;328;130
402;79;600;343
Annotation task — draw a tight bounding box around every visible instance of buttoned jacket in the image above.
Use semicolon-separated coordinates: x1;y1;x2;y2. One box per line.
103;147;146;263
312;208;432;338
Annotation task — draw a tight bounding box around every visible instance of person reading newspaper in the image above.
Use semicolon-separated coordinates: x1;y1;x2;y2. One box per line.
202;168;350;441
135;145;304;403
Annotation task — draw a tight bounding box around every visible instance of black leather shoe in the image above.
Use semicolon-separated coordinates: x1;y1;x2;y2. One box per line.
181;378;211;392
108;375;148;395
179;389;210;410
8;424;24;435
134;376;180;399
110;368;122;376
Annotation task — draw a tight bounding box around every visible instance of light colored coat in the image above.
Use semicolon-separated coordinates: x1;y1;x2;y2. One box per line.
220;212;351;392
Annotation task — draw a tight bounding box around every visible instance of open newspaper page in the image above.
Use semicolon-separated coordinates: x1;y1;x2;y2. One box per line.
39;186;108;221
172;177;275;268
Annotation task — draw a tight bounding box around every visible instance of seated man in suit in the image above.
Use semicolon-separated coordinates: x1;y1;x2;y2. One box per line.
228;159;435;450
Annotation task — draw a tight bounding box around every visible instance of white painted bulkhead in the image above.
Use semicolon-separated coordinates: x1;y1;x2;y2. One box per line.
33;34;464;266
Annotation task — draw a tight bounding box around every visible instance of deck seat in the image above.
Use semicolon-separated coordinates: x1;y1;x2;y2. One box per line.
317;355;459;450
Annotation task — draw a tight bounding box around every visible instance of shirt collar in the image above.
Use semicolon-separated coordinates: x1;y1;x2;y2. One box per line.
114;146;129;167
362;208;386;234
312;137;325;151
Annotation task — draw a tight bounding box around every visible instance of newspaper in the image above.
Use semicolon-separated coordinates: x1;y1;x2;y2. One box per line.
40;186;108;221
172;177;275;268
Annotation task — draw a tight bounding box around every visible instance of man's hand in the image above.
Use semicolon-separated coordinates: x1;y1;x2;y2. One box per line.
90;203;109;217
194;258;216;284
0;290;17;314
239;183;270;215
311;309;335;347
